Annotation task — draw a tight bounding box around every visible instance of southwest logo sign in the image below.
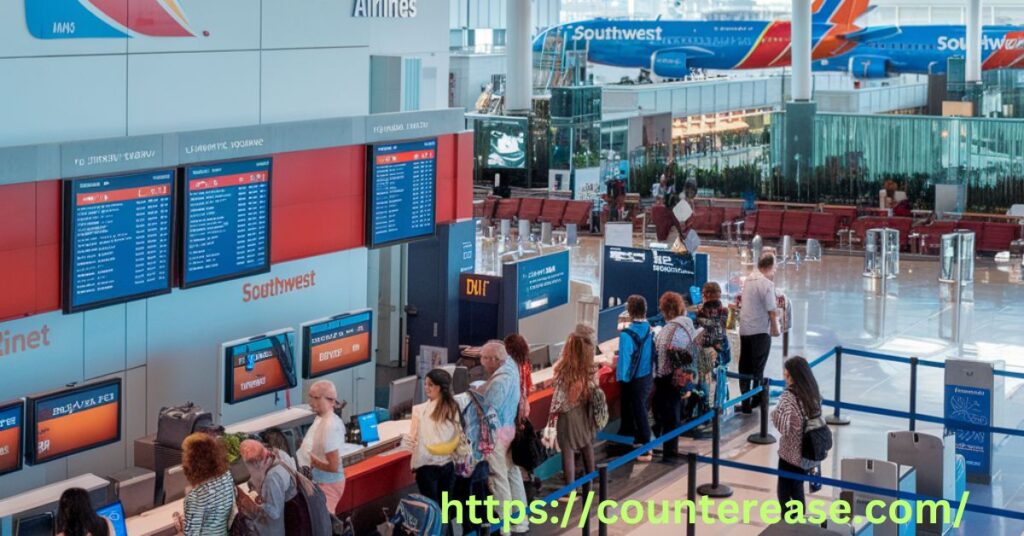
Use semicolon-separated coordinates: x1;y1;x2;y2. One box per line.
26;0;196;39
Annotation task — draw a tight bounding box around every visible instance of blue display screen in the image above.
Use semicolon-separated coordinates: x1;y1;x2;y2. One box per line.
303;311;373;378
65;170;175;312
945;384;992;477
183;158;271;288
96;502;128;536
367;139;436;247
0;401;23;476
225;331;296;405
358;412;380;443
516;251;570;319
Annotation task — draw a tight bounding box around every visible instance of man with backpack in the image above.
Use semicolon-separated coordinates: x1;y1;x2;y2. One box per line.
616;295;656;462
239;439;297;536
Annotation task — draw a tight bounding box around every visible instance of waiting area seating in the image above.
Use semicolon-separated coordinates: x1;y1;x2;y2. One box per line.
473;196;594;230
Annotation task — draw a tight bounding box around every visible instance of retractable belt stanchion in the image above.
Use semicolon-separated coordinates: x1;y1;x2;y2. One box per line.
687;452;698;536
696;407;734;497
909;356;919;431
747;378;777;444
597;464;609;536
825;346;851;425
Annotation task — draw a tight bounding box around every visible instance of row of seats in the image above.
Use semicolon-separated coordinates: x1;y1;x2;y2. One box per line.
474;197;593;229
912;219;1021;253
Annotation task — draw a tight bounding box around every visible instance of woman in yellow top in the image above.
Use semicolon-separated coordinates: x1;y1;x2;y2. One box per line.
405;368;462;505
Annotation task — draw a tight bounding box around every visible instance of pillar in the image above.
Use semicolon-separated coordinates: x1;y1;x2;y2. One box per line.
965;0;982;83
784;0;816;182
506;0;533;113
790;0;812;102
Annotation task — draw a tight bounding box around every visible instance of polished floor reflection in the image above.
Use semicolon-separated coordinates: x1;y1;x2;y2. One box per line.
485;234;1024;535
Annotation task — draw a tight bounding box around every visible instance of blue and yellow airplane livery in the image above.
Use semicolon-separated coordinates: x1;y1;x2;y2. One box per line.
534;0;1024;78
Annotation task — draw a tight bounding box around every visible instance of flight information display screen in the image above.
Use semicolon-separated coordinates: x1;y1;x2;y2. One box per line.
63;170;175;313
366;138;436;248
224;331;296;405
0;400;23;476
182;158;272;288
302;310;373;379
27;379;121;465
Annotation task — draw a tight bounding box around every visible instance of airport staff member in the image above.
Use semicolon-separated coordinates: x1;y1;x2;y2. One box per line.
297;380;347;512
737;253;780;414
478;341;530;535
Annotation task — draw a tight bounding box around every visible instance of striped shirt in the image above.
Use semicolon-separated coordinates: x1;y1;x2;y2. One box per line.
183;472;235;536
771;390;815;468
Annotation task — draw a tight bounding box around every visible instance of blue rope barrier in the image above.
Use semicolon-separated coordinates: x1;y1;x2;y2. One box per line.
842;347;916;365
692;455;1024;522
807;347;836;369
820;399;1024;438
721;386;763;410
607;411;715;472
830;345;1024;380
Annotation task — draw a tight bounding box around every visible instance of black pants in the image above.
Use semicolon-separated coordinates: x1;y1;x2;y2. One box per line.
739;333;772;411
618;375;653;446
415;462;456;506
453;461;490;534
652;375;682;457
777;458;807;513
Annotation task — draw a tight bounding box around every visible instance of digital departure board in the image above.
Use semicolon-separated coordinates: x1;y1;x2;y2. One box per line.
223;330;297;405
302;310;373;379
26;379;121;465
63;170;175;313
182;158;272;288
366;138;437;248
0;400;23;476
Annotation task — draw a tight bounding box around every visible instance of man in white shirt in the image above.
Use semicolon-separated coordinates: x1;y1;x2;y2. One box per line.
738;253;780;413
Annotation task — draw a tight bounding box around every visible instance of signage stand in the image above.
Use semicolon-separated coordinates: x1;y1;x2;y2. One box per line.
841;458;917;536
887;431;956;535
944;359;1003;484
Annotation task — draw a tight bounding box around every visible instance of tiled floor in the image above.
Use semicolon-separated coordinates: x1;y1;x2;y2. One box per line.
490;235;1024;535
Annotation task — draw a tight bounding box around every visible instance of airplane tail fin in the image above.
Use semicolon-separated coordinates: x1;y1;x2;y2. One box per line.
812;0;871;26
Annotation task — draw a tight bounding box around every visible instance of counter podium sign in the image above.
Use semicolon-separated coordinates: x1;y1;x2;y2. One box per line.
601;246;708;309
515;251;570;319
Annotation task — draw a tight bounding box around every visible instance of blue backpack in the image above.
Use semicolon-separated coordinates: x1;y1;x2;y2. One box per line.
385;494;442;536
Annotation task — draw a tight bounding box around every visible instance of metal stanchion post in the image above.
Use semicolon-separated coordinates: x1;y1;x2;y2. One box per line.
748;379;778;444
697;408;734;497
687;452;697;536
909;357;918;431
597;465;608;536
825;346;851;425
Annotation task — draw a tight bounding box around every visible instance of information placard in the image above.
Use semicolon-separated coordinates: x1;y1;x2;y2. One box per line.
63;170;175;313
302;310;373;379
0;400;23;476
944;384;992;477
366;138;437;248
27;379;121;465
183;158;272;288
517;251;570;319
224;331;296;405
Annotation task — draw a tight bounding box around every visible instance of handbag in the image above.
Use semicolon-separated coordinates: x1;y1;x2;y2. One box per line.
589;383;609;430
540;418;559;452
801;411;832;463
510;418;545;471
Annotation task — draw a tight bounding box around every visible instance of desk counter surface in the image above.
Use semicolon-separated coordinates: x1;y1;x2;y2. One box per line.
224;405;315;435
0;473;109;517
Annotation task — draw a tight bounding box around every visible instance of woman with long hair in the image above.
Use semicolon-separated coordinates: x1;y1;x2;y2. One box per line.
406;368;461;505
771;356;824;512
504;333;533;421
548;324;600;491
56;488;112;536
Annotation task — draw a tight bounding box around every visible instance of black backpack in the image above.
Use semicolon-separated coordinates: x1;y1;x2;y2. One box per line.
801;411;832;463
511;418;545;471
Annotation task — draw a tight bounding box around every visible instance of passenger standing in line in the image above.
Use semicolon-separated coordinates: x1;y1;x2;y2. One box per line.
548;324;600;491
297;380;347;513
652;291;702;460
238;439;298;536
260;427;298;472
478;341;529;535
174;433;235;536
696;282;731;408
772;356;824;512
738;253;780;414
55;488;113;536
405;369;460;505
616;295;655;462
503;333;534;421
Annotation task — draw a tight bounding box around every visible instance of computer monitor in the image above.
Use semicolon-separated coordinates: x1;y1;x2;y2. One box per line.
357;412;380;444
14;512;53;536
25;379;122;465
0;399;24;476
387;376;417;419
222;329;297;405
597;304;627;344
301;310;373;379
96;502;128;536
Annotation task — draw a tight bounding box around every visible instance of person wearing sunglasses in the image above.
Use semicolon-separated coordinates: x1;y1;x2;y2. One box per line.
297;380;347;512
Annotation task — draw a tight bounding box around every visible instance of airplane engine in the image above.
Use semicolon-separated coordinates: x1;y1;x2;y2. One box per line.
848;56;892;79
651;50;690;78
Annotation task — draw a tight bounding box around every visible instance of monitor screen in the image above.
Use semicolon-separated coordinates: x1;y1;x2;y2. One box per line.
302;310;373;379
26;379;121;465
96;502;128;536
224;331;297;405
62;169;175;313
365;138;437;248
357;412;380;443
14;512;53;536
0;400;24;476
476;117;527;169
182;157;272;288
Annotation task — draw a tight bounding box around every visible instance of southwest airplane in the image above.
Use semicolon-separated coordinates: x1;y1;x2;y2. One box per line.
533;0;1024;78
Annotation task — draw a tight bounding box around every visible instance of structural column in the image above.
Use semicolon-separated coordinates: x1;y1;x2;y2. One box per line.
506;0;533;113
966;0;982;83
783;0;816;182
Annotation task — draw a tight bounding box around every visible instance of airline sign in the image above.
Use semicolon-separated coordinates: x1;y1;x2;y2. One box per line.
353;0;418;18
572;25;664;42
937;35;1024;51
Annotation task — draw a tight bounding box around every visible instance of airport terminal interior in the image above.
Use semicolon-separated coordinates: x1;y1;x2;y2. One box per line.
4;0;1024;535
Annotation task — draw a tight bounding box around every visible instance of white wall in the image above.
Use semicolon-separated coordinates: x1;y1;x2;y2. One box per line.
0;0;451;147
449;0;562;31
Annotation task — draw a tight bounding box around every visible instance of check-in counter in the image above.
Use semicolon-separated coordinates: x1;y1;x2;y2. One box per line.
0;474;110;533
